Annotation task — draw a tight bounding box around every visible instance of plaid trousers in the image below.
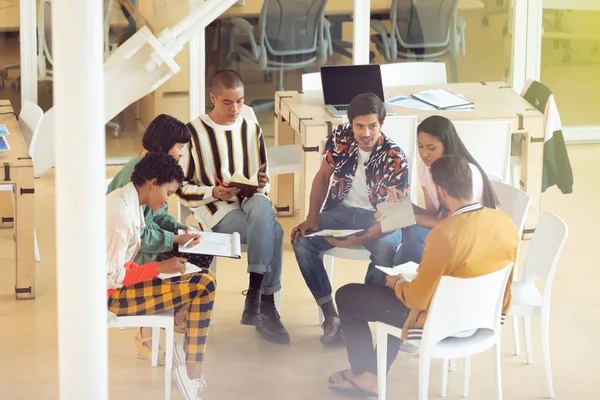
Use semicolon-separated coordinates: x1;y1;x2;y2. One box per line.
107;270;217;362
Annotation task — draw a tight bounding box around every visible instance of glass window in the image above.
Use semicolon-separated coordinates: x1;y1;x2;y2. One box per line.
221;0;351;148
540;7;600;126
372;0;512;85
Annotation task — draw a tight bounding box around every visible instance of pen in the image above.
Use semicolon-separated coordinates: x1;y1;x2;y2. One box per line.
215;176;223;186
183;237;194;248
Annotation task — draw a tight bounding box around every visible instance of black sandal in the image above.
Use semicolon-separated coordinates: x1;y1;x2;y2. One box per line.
328;369;352;385
328;378;378;398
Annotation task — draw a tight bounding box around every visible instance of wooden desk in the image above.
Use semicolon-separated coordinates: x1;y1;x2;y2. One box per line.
0;0;129;32
223;0;484;18
0;100;35;299
273;82;545;237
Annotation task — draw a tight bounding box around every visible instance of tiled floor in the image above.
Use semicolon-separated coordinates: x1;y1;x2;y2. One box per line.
0;143;599;399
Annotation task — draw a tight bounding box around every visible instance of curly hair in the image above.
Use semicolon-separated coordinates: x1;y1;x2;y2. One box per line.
141;114;190;153
131;152;184;187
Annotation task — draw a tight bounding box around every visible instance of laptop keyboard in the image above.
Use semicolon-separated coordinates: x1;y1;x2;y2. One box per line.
333;105;349;111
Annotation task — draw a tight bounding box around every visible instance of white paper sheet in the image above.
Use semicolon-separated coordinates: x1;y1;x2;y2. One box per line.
375;261;419;282
177;230;242;258
158;262;202;280
304;229;366;238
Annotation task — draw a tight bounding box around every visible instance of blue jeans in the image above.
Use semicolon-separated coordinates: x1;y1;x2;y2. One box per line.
394;225;432;265
292;205;403;306
212;194;283;295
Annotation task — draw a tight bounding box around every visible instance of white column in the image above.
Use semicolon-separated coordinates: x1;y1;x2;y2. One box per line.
189;0;206;119
510;0;528;93
525;0;543;81
53;0;107;399
353;0;371;64
19;0;37;104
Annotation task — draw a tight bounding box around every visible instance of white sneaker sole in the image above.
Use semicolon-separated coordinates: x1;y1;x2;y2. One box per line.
173;367;199;400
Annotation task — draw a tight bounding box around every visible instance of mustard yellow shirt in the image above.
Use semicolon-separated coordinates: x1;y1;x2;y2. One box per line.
395;204;519;339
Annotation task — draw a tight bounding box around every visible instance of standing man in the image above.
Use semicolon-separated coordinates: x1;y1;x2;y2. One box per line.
291;93;410;346
177;69;289;344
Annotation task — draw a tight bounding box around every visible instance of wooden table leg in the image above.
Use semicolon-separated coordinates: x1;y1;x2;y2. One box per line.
272;112;295;217
13;167;35;299
300;126;327;219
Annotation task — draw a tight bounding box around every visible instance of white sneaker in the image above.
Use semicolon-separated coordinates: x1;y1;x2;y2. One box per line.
173;365;206;400
173;341;186;367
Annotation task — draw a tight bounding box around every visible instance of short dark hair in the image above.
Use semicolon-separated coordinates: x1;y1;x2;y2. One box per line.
210;69;244;94
347;93;386;125
131;152;184;187
430;155;473;201
141;114;190;153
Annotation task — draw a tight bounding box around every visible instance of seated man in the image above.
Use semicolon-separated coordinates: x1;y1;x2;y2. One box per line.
177;69;289;344
106;152;216;400
291;93;410;346
328;155;519;397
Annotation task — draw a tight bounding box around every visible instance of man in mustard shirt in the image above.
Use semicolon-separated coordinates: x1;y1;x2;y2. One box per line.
328;155;519;397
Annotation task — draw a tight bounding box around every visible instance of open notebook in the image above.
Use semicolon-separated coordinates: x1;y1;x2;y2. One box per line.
375;261;419;282
227;163;266;198
177;229;242;259
159;262;202;280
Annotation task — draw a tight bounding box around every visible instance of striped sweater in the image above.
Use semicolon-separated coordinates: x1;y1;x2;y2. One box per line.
177;114;269;231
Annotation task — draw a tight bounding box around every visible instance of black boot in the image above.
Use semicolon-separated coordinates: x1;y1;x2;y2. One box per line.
241;288;262;326
256;300;290;344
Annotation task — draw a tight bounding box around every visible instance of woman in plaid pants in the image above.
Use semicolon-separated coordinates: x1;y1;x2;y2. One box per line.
106;152;216;400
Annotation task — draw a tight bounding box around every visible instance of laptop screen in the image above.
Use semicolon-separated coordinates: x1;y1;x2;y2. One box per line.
320;65;385;106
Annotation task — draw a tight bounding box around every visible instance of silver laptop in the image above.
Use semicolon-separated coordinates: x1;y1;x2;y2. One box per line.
321;64;396;118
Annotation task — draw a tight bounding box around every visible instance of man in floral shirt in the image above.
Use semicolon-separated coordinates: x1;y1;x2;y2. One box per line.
291;93;410;346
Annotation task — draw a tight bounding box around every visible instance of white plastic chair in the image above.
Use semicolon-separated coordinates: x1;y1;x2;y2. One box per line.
107;310;174;400
376;263;514;400
105;178;114;192
508;211;568;399
301;72;322;91
453;121;513;184
380;62;448;87
381;115;418;203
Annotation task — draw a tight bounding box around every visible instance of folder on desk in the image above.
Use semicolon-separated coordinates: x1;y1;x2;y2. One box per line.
411;89;474;110
0;136;10;151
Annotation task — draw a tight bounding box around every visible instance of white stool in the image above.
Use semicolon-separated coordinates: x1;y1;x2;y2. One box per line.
107;310;174;400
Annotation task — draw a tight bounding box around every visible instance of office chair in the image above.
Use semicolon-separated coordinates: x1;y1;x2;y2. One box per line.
370;0;466;83
227;0;332;112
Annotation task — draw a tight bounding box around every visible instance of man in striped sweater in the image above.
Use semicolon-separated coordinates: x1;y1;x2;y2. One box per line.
176;69;289;344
